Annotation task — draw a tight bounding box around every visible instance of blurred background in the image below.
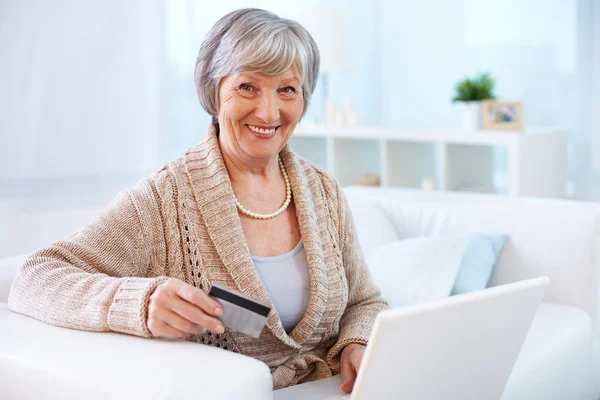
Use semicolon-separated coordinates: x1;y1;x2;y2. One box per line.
0;0;598;256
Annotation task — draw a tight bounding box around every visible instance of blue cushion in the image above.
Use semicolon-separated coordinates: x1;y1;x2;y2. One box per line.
450;234;507;296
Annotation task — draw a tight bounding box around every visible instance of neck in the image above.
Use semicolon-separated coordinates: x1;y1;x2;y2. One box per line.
219;143;282;190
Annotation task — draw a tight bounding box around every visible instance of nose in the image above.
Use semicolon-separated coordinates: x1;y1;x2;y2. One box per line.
255;91;280;124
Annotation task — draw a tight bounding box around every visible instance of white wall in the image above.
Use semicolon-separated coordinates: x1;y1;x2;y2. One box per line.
0;0;167;182
592;1;600;174
0;0;595;201
376;0;593;197
379;0;578;129
314;1;382;125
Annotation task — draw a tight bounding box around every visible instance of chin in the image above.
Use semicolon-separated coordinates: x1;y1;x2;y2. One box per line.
243;133;288;156
243;145;282;160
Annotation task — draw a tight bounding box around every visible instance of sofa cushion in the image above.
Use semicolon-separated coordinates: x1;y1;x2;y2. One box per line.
344;190;398;252
0;254;29;303
502;302;594;399
365;234;506;308
451;234;507;296
365;237;463;307
0;353;117;399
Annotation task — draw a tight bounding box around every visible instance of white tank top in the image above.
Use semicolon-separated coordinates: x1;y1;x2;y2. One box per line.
251;240;310;334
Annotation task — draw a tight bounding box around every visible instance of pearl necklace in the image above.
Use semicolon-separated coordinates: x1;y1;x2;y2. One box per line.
234;157;292;220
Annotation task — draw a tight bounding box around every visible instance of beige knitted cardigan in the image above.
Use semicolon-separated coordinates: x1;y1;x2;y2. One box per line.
8;126;388;390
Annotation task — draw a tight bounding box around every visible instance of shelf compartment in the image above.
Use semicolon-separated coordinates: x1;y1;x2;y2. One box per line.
386;141;438;189
444;143;496;193
333;138;381;187
288;136;328;171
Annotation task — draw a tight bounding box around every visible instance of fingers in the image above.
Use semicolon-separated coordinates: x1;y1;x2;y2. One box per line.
147;304;204;338
163;292;224;334
147;318;189;339
340;344;366;393
340;357;357;393
172;279;223;317
340;374;356;393
159;308;207;335
147;278;225;339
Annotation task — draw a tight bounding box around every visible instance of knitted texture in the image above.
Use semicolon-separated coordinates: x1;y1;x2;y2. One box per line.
8;125;388;390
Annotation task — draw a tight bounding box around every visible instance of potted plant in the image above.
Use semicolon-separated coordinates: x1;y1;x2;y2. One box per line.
452;73;496;131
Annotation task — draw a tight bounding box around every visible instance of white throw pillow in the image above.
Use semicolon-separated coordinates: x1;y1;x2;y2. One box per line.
366;237;471;308
344;191;398;252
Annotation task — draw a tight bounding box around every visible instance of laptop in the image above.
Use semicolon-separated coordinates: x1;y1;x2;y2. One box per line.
274;276;549;400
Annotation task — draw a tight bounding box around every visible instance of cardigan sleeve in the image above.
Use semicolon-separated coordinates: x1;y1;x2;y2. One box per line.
8;178;168;338
325;185;389;373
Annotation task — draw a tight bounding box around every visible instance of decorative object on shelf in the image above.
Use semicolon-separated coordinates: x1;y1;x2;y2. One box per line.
324;99;337;125
341;97;359;126
355;173;381;187
322;97;359;126
481;101;525;131
334;106;345;125
420;178;437;191
452;72;497;131
301;9;349;124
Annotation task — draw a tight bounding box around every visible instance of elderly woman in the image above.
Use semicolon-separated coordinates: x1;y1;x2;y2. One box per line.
8;8;387;392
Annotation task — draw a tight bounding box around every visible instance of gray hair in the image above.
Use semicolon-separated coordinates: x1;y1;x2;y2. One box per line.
194;8;320;121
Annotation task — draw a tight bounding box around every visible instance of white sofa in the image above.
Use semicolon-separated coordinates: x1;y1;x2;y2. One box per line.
1;187;599;399
345;187;600;400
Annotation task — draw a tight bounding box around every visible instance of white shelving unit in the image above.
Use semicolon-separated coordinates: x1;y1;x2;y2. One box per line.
289;124;567;198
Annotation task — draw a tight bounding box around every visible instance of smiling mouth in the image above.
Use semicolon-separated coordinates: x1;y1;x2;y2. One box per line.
246;124;280;135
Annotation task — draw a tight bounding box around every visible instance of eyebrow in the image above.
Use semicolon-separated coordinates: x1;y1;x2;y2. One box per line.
237;73;301;85
281;77;302;85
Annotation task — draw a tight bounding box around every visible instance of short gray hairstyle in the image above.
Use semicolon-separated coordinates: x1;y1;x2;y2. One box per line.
194;8;320;121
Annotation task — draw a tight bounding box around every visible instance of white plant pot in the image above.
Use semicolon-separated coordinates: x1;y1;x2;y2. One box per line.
456;101;482;131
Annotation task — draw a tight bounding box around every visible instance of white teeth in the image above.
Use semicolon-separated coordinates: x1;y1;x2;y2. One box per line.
248;125;276;134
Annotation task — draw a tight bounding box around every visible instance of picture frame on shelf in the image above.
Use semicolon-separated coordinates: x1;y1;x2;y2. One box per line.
481;101;525;130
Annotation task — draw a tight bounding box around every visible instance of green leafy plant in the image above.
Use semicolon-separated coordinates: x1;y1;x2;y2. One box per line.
452;73;497;102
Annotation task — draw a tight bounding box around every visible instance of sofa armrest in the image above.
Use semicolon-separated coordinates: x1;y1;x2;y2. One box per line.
0;303;273;399
0;254;29;303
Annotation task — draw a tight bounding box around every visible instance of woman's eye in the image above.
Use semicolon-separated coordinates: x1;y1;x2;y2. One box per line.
239;83;253;92
280;86;297;94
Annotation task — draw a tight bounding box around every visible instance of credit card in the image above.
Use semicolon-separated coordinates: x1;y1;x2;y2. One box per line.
208;283;272;339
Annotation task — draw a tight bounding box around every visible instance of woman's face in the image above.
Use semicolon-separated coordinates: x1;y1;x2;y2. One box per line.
217;68;304;163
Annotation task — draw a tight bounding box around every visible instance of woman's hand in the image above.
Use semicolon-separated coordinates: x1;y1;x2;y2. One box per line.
340;343;366;393
147;278;224;339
